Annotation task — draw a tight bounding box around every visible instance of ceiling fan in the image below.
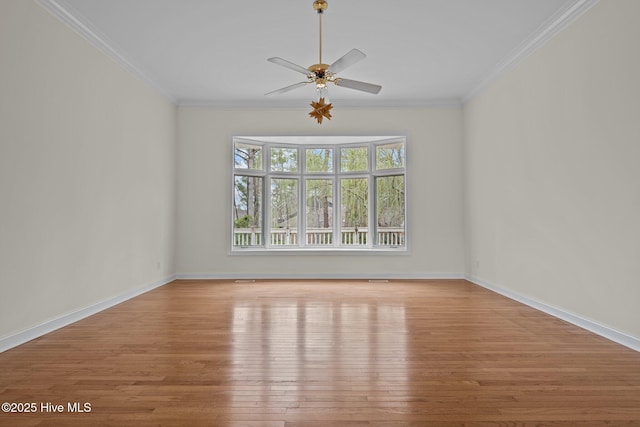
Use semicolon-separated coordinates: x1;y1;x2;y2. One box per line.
266;0;382;123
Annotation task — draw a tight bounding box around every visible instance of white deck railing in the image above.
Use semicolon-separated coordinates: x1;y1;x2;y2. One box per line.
233;227;404;247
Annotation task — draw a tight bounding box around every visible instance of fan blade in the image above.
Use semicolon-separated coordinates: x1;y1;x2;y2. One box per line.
335;78;382;94
265;82;309;96
267;57;310;75
328;48;366;74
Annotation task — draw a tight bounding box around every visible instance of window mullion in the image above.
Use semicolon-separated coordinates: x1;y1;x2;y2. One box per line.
337;148;343;248
367;144;378;248
297;174;304;248
335;174;342;247
264;175;272;249
370;173;376;248
263;143;271;249
332;148;339;247
300;150;305;248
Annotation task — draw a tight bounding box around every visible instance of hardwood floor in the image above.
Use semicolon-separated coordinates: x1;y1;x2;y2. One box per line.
1;279;640;426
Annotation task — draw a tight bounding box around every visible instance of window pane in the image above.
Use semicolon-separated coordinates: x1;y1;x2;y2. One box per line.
234;143;263;170
306;179;333;245
376;175;405;246
306;148;333;172
376;142;405;170
271;147;298;172
341;178;368;245
270;178;298;245
340;147;368;172
233;175;263;246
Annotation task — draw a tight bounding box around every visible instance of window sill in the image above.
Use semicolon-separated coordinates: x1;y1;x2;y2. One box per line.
229;247;408;256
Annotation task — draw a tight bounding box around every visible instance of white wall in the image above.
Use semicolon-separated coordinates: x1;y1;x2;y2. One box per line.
0;1;177;343
177;107;464;278
464;0;640;339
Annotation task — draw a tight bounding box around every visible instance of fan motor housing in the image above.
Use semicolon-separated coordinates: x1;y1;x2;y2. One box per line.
313;0;328;12
308;63;330;73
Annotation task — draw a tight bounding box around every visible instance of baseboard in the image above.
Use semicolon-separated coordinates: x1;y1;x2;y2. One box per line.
175;272;466;281
465;275;640;352
6;273;635;354
0;275;176;353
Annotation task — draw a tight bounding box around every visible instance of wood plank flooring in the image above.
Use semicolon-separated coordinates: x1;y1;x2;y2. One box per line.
1;279;640;426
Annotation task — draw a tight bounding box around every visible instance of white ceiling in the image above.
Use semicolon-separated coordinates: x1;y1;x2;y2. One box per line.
41;0;593;107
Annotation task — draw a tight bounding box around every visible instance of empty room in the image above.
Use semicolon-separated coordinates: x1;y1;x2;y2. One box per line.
1;0;639;425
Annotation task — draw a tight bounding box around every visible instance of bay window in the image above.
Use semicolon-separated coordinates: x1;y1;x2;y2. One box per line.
232;136;406;252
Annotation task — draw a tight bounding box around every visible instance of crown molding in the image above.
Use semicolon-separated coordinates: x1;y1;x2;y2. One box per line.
463;0;599;104
36;0;598;109
35;0;177;105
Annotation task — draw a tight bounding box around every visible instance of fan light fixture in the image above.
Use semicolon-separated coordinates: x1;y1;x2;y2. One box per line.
266;0;382;124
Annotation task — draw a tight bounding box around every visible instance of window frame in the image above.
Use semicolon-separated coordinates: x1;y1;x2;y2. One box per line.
231;136;407;254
